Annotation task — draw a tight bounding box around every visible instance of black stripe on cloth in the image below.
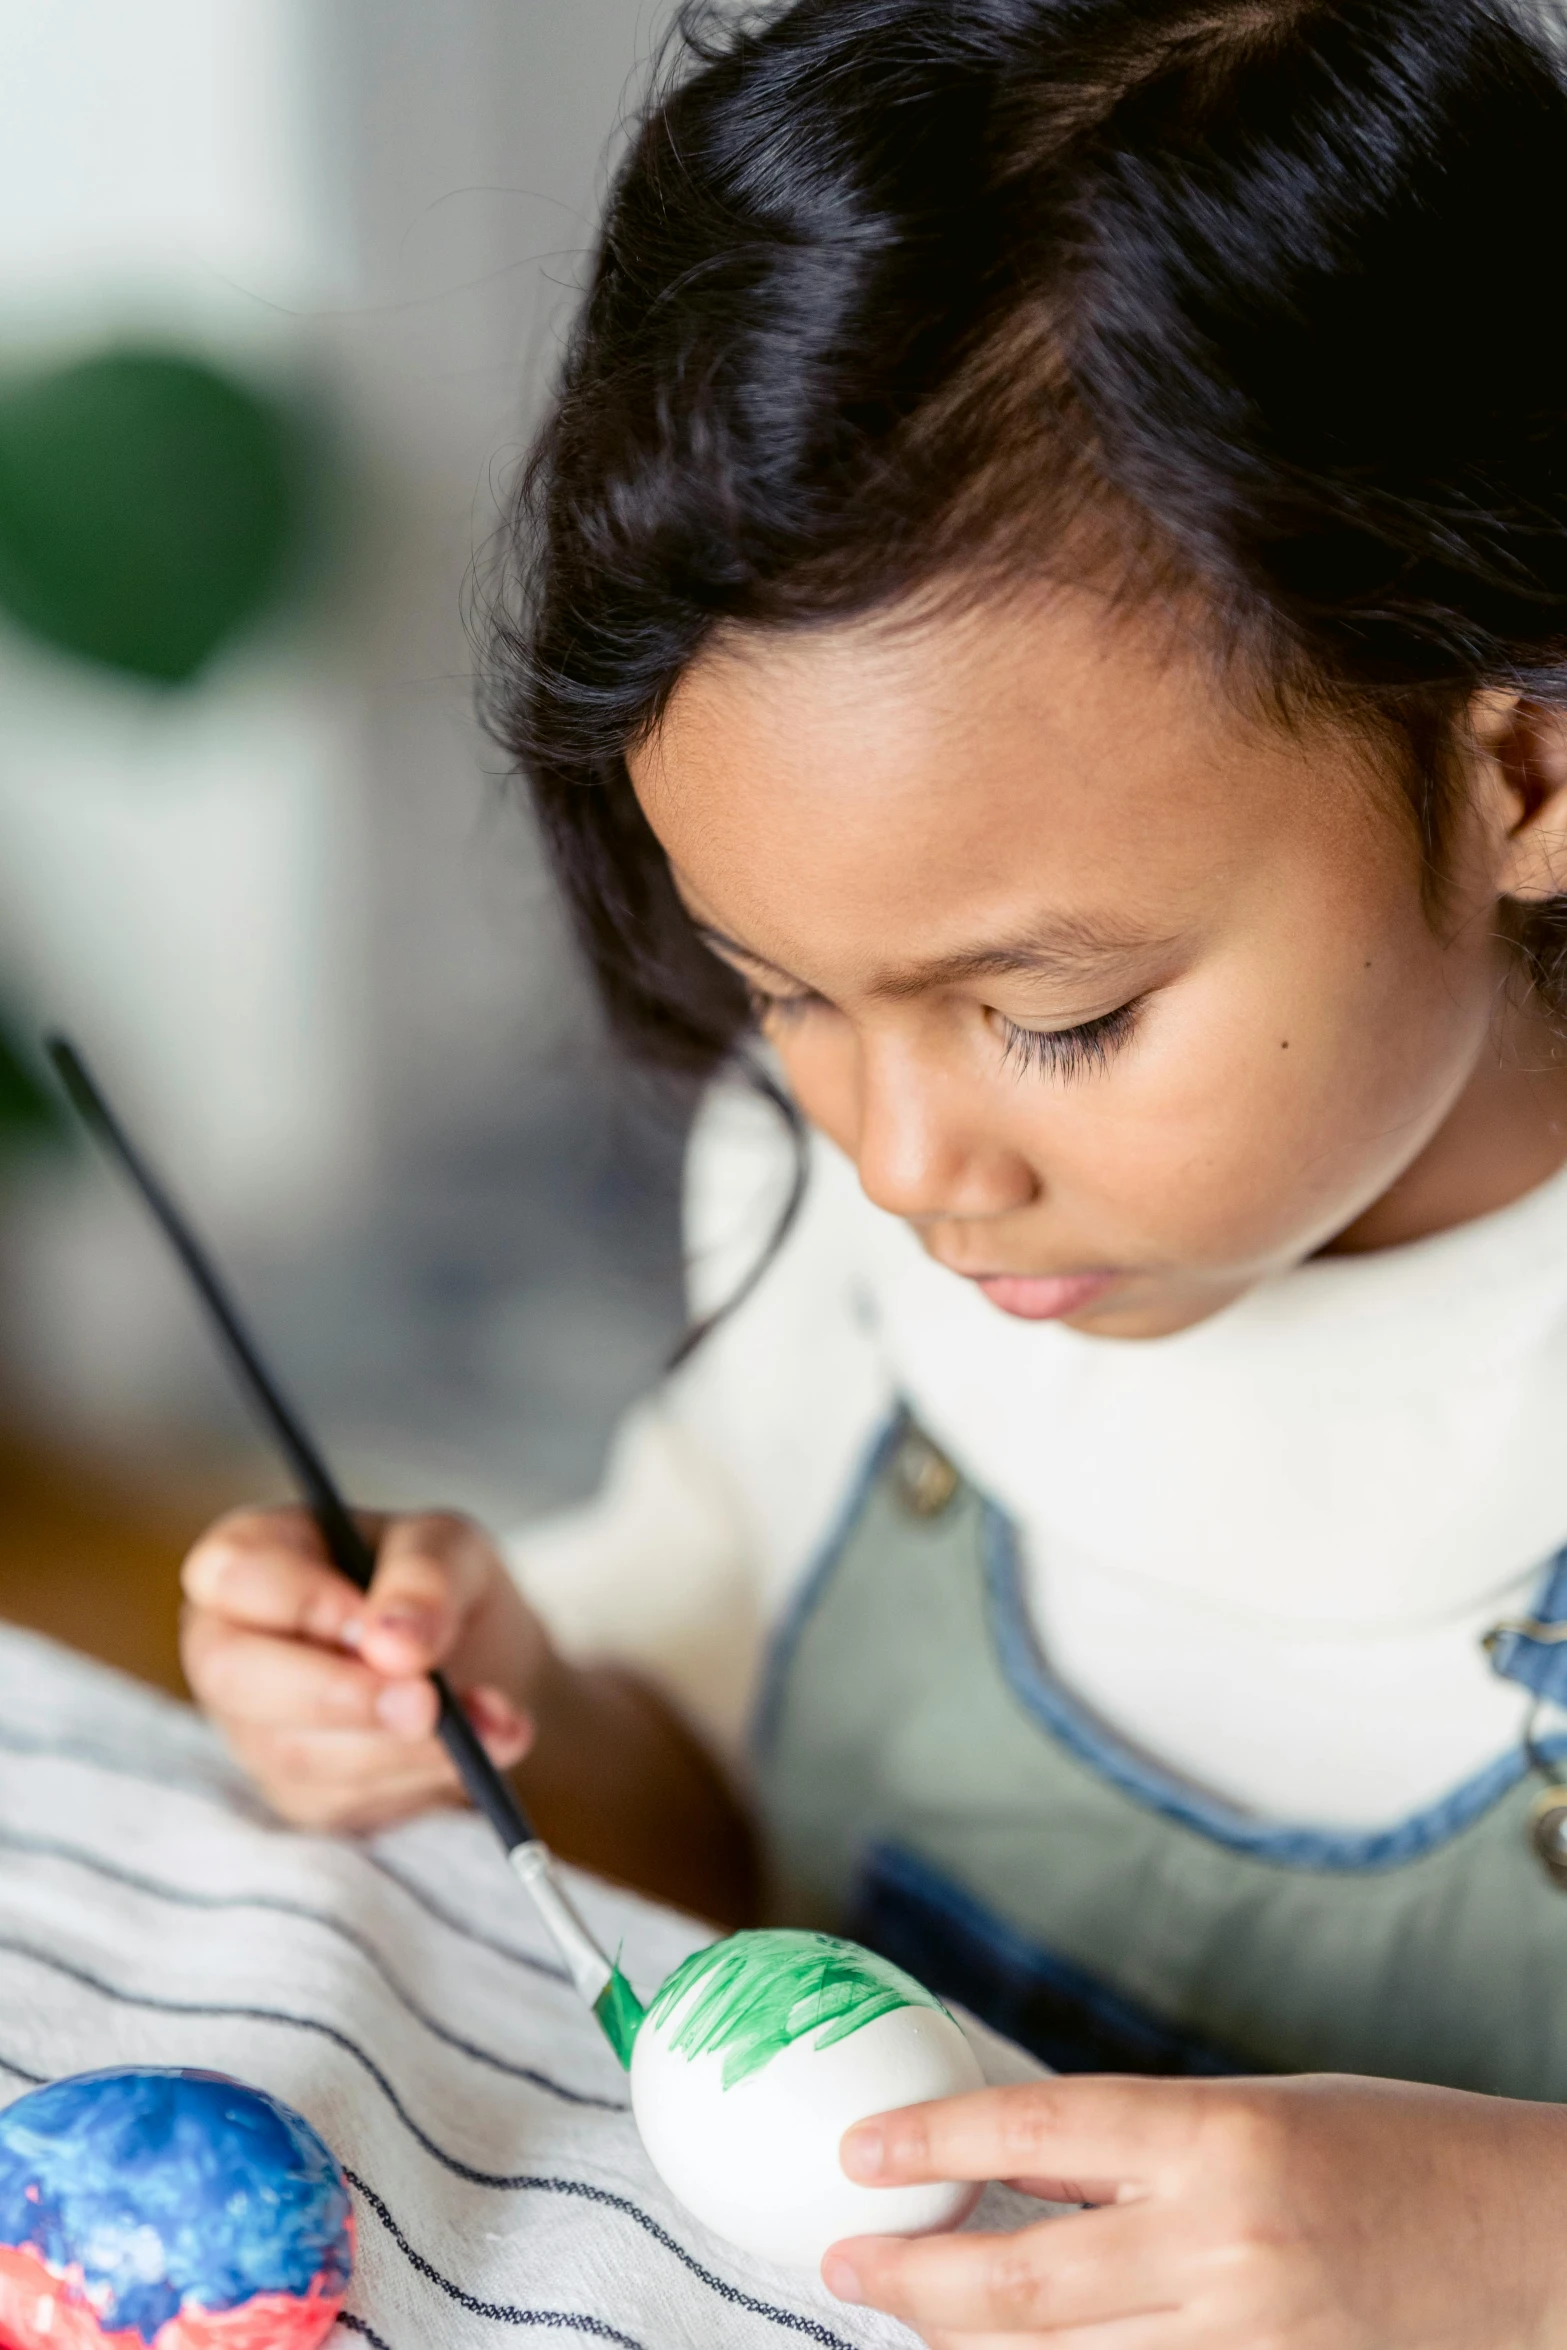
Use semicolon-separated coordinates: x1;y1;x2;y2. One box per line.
363;1851;575;1981
0;1936;626;2178
0;2051;46;2086
0;1718;577;1984
347;2170;860;2350
336;2313;395;2350
346;2169;645;2347
0;1825;613;2103
0;1719;260;1811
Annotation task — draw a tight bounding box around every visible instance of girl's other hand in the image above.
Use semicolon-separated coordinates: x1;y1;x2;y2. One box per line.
181;1505;550;1833
826;2072;1567;2348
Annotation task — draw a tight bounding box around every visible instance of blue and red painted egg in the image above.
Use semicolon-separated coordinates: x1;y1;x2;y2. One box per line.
0;2068;353;2349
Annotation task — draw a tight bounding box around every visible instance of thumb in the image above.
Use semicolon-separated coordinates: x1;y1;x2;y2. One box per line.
357;1512;497;1679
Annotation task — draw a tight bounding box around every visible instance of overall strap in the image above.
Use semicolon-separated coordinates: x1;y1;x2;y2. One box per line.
1484;1549;1567;1705
756;1414;1567;2094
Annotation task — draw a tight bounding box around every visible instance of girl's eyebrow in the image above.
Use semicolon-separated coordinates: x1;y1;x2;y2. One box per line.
695;917;1165;997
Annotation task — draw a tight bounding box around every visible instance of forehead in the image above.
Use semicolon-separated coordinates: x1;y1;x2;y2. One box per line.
630;586;1386;982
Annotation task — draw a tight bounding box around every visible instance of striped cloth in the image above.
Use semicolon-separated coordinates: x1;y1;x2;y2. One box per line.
0;1624;1044;2350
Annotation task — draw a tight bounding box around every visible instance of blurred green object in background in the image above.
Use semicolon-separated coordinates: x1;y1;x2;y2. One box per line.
0;348;301;684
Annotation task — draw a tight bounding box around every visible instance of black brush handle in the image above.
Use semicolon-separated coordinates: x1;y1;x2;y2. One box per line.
47;1035;536;1855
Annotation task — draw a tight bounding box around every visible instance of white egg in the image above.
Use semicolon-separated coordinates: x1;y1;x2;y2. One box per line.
630;1930;985;2270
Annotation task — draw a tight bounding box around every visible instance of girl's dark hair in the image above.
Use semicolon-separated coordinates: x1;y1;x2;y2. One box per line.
486;0;1567;1077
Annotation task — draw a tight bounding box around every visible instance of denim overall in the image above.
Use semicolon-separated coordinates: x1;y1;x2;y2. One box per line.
753;1413;1567;2095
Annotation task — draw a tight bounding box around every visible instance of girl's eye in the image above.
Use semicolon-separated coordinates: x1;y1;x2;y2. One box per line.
992;998;1141;1082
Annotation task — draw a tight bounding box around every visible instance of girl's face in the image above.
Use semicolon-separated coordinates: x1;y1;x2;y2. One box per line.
630;587;1567;1338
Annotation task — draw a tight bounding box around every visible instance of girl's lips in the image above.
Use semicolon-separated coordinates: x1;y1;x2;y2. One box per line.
972;1270;1118;1320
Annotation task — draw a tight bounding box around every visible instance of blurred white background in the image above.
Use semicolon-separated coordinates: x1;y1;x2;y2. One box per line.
0;0;689;1534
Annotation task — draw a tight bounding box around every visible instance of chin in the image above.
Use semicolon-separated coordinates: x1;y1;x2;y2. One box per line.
1064;1285;1249;1341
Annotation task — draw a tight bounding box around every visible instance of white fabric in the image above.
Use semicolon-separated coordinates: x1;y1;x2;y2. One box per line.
0;1622;1042;2350
512;1085;1567;1830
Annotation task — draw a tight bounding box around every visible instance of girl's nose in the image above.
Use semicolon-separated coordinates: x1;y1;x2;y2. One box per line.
853;1044;1039;1224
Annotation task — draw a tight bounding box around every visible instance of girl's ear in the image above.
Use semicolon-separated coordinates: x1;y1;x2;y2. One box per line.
1469;690;1567;903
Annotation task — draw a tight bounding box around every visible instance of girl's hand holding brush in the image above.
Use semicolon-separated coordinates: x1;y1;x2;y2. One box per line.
181;1505;546;1835
181;1502;759;1925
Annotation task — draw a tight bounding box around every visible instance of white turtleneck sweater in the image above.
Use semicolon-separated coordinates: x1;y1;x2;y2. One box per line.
509;1084;1567;1829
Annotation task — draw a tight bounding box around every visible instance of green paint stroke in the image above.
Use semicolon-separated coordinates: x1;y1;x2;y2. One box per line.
594;1963;647;2071
647;1929;941;2089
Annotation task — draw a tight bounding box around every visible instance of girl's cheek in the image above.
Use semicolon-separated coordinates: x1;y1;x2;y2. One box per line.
1117;961;1482;1264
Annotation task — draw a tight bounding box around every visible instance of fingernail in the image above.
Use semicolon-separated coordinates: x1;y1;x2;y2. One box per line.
840;2124;884;2181
372;1606;436;1647
338;1614;365;1651
491;1709;535;1765
820;2255;863;2304
375;1681;431;1738
469;1687;523;1740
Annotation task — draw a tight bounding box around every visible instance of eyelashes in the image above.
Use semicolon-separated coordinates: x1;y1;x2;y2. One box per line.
751;988;1142;1083
748;988;815;1027
995;999;1141;1082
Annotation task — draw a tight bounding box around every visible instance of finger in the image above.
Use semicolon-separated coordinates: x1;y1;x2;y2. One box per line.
357;1513;497;1676
462;1686;535;1770
182;1508;371;1643
227;1723;466;1831
823;2206;1180;2336
183;1616;422;1734
230;1695;532;1829
841;2078;1201;2193
920;2318;1183;2350
220;1682;533;1783
1006;2178;1126;2208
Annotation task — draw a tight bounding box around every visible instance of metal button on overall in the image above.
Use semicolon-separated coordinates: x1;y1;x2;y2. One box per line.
1530;1789;1567;1889
890;1424;960;1519
1479;1605;1567;1889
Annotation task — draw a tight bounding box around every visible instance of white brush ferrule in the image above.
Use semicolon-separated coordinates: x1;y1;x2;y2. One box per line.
509;1840;614;2007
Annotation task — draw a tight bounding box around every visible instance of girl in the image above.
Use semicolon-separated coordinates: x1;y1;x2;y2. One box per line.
182;1;1567;2340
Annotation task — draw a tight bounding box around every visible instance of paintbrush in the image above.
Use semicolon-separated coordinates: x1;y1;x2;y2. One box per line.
46;1034;646;2067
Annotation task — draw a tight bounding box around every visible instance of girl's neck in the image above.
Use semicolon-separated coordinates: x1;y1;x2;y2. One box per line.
1327;990;1567;1256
